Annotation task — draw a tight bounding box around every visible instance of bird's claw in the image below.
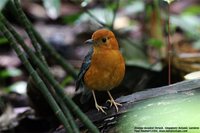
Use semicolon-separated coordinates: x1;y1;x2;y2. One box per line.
106;99;122;112
95;103;107;114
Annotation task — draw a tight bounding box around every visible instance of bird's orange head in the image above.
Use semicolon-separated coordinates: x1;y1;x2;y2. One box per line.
85;29;119;50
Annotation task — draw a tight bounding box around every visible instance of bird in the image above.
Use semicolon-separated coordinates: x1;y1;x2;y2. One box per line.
76;29;125;114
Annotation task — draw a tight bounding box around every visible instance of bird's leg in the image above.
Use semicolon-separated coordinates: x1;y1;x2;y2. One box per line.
92;90;107;114
106;91;122;112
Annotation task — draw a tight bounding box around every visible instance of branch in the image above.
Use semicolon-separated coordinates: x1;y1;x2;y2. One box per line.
78;79;200;131
110;0;120;30
14;0;48;67
0;15;73;133
0;12;99;133
8;0;77;79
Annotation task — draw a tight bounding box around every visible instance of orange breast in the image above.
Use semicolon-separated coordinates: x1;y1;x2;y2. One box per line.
84;49;125;91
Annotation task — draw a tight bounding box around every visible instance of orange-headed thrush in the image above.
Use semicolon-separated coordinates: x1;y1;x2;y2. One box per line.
76;29;125;114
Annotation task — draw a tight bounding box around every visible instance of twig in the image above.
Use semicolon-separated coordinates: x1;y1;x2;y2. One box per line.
14;0;48;67
31;28;78;79
167;3;171;85
0;13;79;132
110;0;120;30
0;17;73;133
82;78;200;128
0;13;99;133
83;8;107;28
9;0;77;79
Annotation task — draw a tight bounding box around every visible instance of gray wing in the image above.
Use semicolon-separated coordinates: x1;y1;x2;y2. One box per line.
76;47;93;90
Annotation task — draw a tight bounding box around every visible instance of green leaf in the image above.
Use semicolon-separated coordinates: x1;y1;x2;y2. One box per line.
106;2;118;11
147;38;163;48
0;37;8;45
183;5;200;15
119;89;200;132
62;13;81;24
0;0;8;11
42;0;60;19
0;68;22;78
61;76;73;87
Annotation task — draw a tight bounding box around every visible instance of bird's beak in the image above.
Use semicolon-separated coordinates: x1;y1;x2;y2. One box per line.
84;39;94;45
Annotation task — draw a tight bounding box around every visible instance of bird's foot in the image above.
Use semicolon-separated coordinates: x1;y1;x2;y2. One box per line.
95;103;107;114
106;99;122;112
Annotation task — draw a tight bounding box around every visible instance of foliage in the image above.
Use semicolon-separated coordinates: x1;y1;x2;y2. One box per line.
0;0;98;132
42;0;61;19
62;13;81;24
0;37;7;45
183;5;200;15
171;15;200;40
0;0;8;11
0;68;22;78
147;38;163;48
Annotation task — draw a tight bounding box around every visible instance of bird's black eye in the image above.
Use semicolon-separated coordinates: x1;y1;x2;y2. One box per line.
102;38;106;43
